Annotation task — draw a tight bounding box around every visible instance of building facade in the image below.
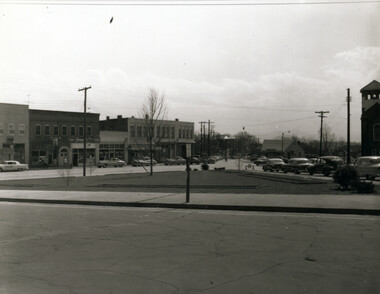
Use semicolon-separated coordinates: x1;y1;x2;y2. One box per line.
100;115;195;163
29;109;100;167
0;103;29;163
361;80;380;156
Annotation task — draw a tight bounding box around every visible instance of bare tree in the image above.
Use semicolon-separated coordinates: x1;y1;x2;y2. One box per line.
138;88;168;175
322;123;337;155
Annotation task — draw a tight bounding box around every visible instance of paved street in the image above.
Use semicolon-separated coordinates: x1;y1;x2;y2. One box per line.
1;202;379;294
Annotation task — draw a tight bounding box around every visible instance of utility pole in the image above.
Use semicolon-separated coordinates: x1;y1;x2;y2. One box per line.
199;121;206;156
79;86;91;177
207;120;214;157
347;88;351;164
315;111;329;156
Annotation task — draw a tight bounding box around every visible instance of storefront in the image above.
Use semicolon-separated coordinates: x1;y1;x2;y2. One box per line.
71;143;99;167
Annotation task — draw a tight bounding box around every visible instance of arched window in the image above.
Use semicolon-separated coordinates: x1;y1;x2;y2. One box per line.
374;124;380;141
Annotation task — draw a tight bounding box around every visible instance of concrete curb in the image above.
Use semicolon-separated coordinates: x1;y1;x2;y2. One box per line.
1;197;379;216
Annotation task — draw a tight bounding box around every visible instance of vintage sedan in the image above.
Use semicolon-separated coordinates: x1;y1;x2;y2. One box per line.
0;160;29;172
262;158;285;172
97;158;126;168
307;156;344;176
352;156;380;180
132;157;158;167
164;156;186;165
253;156;268;166
282;158;313;174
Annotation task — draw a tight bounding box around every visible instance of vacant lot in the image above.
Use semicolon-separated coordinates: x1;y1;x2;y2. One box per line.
1;169;374;195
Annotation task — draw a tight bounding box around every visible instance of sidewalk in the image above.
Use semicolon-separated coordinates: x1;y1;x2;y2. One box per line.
0;190;379;215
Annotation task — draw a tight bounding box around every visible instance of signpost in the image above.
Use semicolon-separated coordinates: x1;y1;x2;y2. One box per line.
186;144;191;203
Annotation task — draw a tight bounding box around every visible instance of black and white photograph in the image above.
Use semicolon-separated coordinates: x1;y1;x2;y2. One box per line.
0;0;379;293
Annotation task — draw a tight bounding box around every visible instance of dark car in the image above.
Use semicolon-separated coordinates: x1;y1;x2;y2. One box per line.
307;156;344;176
282;158;313;174
263;158;285;172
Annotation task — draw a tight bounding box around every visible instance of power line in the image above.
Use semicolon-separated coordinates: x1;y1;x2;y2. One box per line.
243;115;315;128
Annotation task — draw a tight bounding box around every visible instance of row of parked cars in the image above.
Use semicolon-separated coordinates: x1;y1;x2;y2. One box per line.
98;155;224;168
256;155;380;180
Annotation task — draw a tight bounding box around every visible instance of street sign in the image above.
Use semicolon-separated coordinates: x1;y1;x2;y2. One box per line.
186;144;191;158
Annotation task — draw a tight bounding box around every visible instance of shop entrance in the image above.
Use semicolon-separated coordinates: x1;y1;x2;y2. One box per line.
58;148;69;167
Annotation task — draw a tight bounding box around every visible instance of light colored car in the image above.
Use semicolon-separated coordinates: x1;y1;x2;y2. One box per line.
352;156;380;180
282;158;313;174
97;158;126;168
0;160;29;172
164;156;186;165
132;157;157;166
263;158;285;172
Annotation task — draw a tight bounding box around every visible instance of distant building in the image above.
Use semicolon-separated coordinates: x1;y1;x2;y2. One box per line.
0;103;29;163
261;139;305;158
100;115;195;163
360;80;380;156
29;109;100;167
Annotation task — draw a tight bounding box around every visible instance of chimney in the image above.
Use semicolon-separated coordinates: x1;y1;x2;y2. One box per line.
175;118;179;121
117;115;122;120
106;116;110;120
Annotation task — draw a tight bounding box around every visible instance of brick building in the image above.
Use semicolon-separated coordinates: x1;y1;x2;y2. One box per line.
361;80;380;156
0;103;29;163
29;109;100;167
100;115;195;163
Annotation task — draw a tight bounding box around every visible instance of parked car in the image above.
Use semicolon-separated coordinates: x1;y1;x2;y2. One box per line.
282;158;313;174
352;156;380;180
307;156;344;176
164;156;186;165
308;158;318;165
262;158;285;172
97;158;126;168
0;160;29;172
132;157;158;167
190;157;201;164
254;156;268;166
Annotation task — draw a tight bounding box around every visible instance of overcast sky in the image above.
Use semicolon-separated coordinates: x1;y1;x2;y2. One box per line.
1;0;379;142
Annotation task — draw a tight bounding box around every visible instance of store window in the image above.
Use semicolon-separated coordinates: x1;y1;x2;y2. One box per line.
53;125;59;136
79;126;84;136
44;125;50;136
8;123;15;136
137;126;142;137
71;126;76;136
35;124;41;136
19;124;25;136
130;125;135;137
